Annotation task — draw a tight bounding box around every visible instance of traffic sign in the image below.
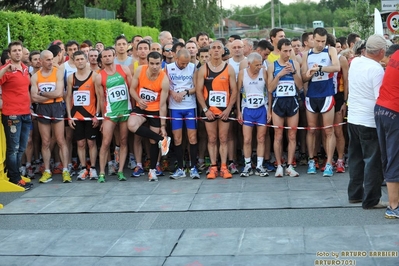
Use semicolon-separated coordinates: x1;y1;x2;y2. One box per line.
387;11;399;32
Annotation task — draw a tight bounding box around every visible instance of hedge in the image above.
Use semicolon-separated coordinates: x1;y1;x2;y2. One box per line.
0;11;159;51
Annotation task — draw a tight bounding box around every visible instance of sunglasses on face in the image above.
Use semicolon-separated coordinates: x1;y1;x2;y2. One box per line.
164;48;172;52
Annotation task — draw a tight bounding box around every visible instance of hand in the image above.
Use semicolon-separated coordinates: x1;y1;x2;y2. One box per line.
219;107;231;121
306;64;319;78
237;112;243;125
92;116;100;128
3;62;19;72
137;99;148;110
172;90;185;103
68;118;76;129
267;112;272;124
340;103;347;118
204;109;215;121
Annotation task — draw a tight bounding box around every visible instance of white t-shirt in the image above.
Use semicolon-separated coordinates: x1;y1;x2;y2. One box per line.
347;56;384;128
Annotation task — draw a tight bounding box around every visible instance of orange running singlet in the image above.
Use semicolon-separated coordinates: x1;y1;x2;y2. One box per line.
136;65;165;112
203;63;230;115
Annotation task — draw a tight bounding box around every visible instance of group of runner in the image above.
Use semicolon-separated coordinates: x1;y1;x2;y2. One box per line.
0;28;395;196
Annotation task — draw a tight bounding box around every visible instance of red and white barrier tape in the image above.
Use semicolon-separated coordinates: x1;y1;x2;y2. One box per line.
31;112;347;130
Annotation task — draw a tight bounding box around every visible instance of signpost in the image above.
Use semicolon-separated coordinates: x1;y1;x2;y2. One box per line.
386;11;399;32
381;0;399;11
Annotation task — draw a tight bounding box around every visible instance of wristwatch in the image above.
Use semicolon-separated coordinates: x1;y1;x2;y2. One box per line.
185;90;190;96
203;107;208;113
318;65;323;72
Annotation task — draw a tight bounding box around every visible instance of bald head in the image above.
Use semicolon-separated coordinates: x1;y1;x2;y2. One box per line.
177;48;190;59
40;50;53;59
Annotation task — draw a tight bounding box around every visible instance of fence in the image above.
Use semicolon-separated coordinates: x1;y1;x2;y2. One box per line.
84;6;115;20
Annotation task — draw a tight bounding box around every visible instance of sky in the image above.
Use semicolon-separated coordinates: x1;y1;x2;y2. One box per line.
223;0;319;9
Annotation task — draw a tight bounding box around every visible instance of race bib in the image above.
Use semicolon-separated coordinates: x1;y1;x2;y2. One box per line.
108;85;128;103
73;91;90;106
246;92;264;108
276;80;296;97
38;82;56;92
139;88;158;102
209;91;227;107
311;69;329;82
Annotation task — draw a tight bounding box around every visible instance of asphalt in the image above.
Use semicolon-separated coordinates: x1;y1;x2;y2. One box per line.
0;165;398;266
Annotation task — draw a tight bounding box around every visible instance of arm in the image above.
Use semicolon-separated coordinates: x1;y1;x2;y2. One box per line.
122;65;133;90
263;68;272;123
40;67;64;99
92;72;101;128
301;52;313;83
267;62;277;93
340;55;349;102
130;66;147;109
323;46;340;73
30;73;50;103
159;75;169;137
196;65;215;120
236;69;244;124
94;72;105;117
65;74;75;129
292;60;303;90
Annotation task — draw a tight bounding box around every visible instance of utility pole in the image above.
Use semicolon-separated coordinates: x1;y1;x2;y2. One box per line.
220;0;224;37
271;0;275;29
136;0;142;27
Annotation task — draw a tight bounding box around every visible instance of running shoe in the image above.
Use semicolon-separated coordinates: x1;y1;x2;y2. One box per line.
299;153;308;166
117;171;127;181
128;159;137;170
15;179;33;191
170;168;186;179
52;164;63;174
148;169;158;181
220;167;232;179
67;163;76;176
263;160;276;172
89;168;98;180
286;165;299;177
26;165;35;179
336;159;345;173
228;162;239;174
198;163;206;171
159;136;171;156
19;166;26;176
76;168;89;181
98;174;105;183
255;166;269;177
240;163;253;177
314;157;319;169
132;166;145;177
108;161;117;176
156;164;164;176
307;159;317;174
62;170;72;183
206;166;218;179
39;171;53;183
190;166;200;179
385;206;399;219
275;165;284;177
323;163;334;177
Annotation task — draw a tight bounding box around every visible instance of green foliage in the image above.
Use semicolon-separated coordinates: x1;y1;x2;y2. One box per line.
349;0;373;39
0;11;159;50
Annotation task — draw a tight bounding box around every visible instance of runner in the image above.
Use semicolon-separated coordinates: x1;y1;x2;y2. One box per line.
165;49;200;179
236;52;271;177
94;47;132;183
127;51;171;182
30;50;72;183
196;40;238;179
66;51;100;181
268;39;303;177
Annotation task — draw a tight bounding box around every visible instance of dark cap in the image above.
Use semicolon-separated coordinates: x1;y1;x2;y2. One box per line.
222;47;230;57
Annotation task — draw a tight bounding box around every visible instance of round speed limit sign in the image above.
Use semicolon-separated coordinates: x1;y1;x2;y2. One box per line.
387;11;399;33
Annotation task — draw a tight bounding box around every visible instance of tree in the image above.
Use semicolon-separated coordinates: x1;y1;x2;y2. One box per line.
349;0;373;39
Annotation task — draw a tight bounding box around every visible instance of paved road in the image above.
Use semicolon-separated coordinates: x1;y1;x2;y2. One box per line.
0;166;397;266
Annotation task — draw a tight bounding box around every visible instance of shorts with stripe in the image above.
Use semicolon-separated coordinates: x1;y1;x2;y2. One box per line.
272;97;299;117
132;108;160;128
305;96;335;113
170;108;197;131
242;106;267;127
334;92;345;113
36;102;65;124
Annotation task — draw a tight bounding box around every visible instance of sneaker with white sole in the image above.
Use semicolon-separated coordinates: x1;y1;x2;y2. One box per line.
323;163;334;177
255;166;269;177
275;165;284;177
190;166;200;179
89;168;98;180
240;163;253;177
285;165;299;177
76;169;89;181
228;162;239;174
170;168;186;179
385;206;399;219
148;169;158;181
